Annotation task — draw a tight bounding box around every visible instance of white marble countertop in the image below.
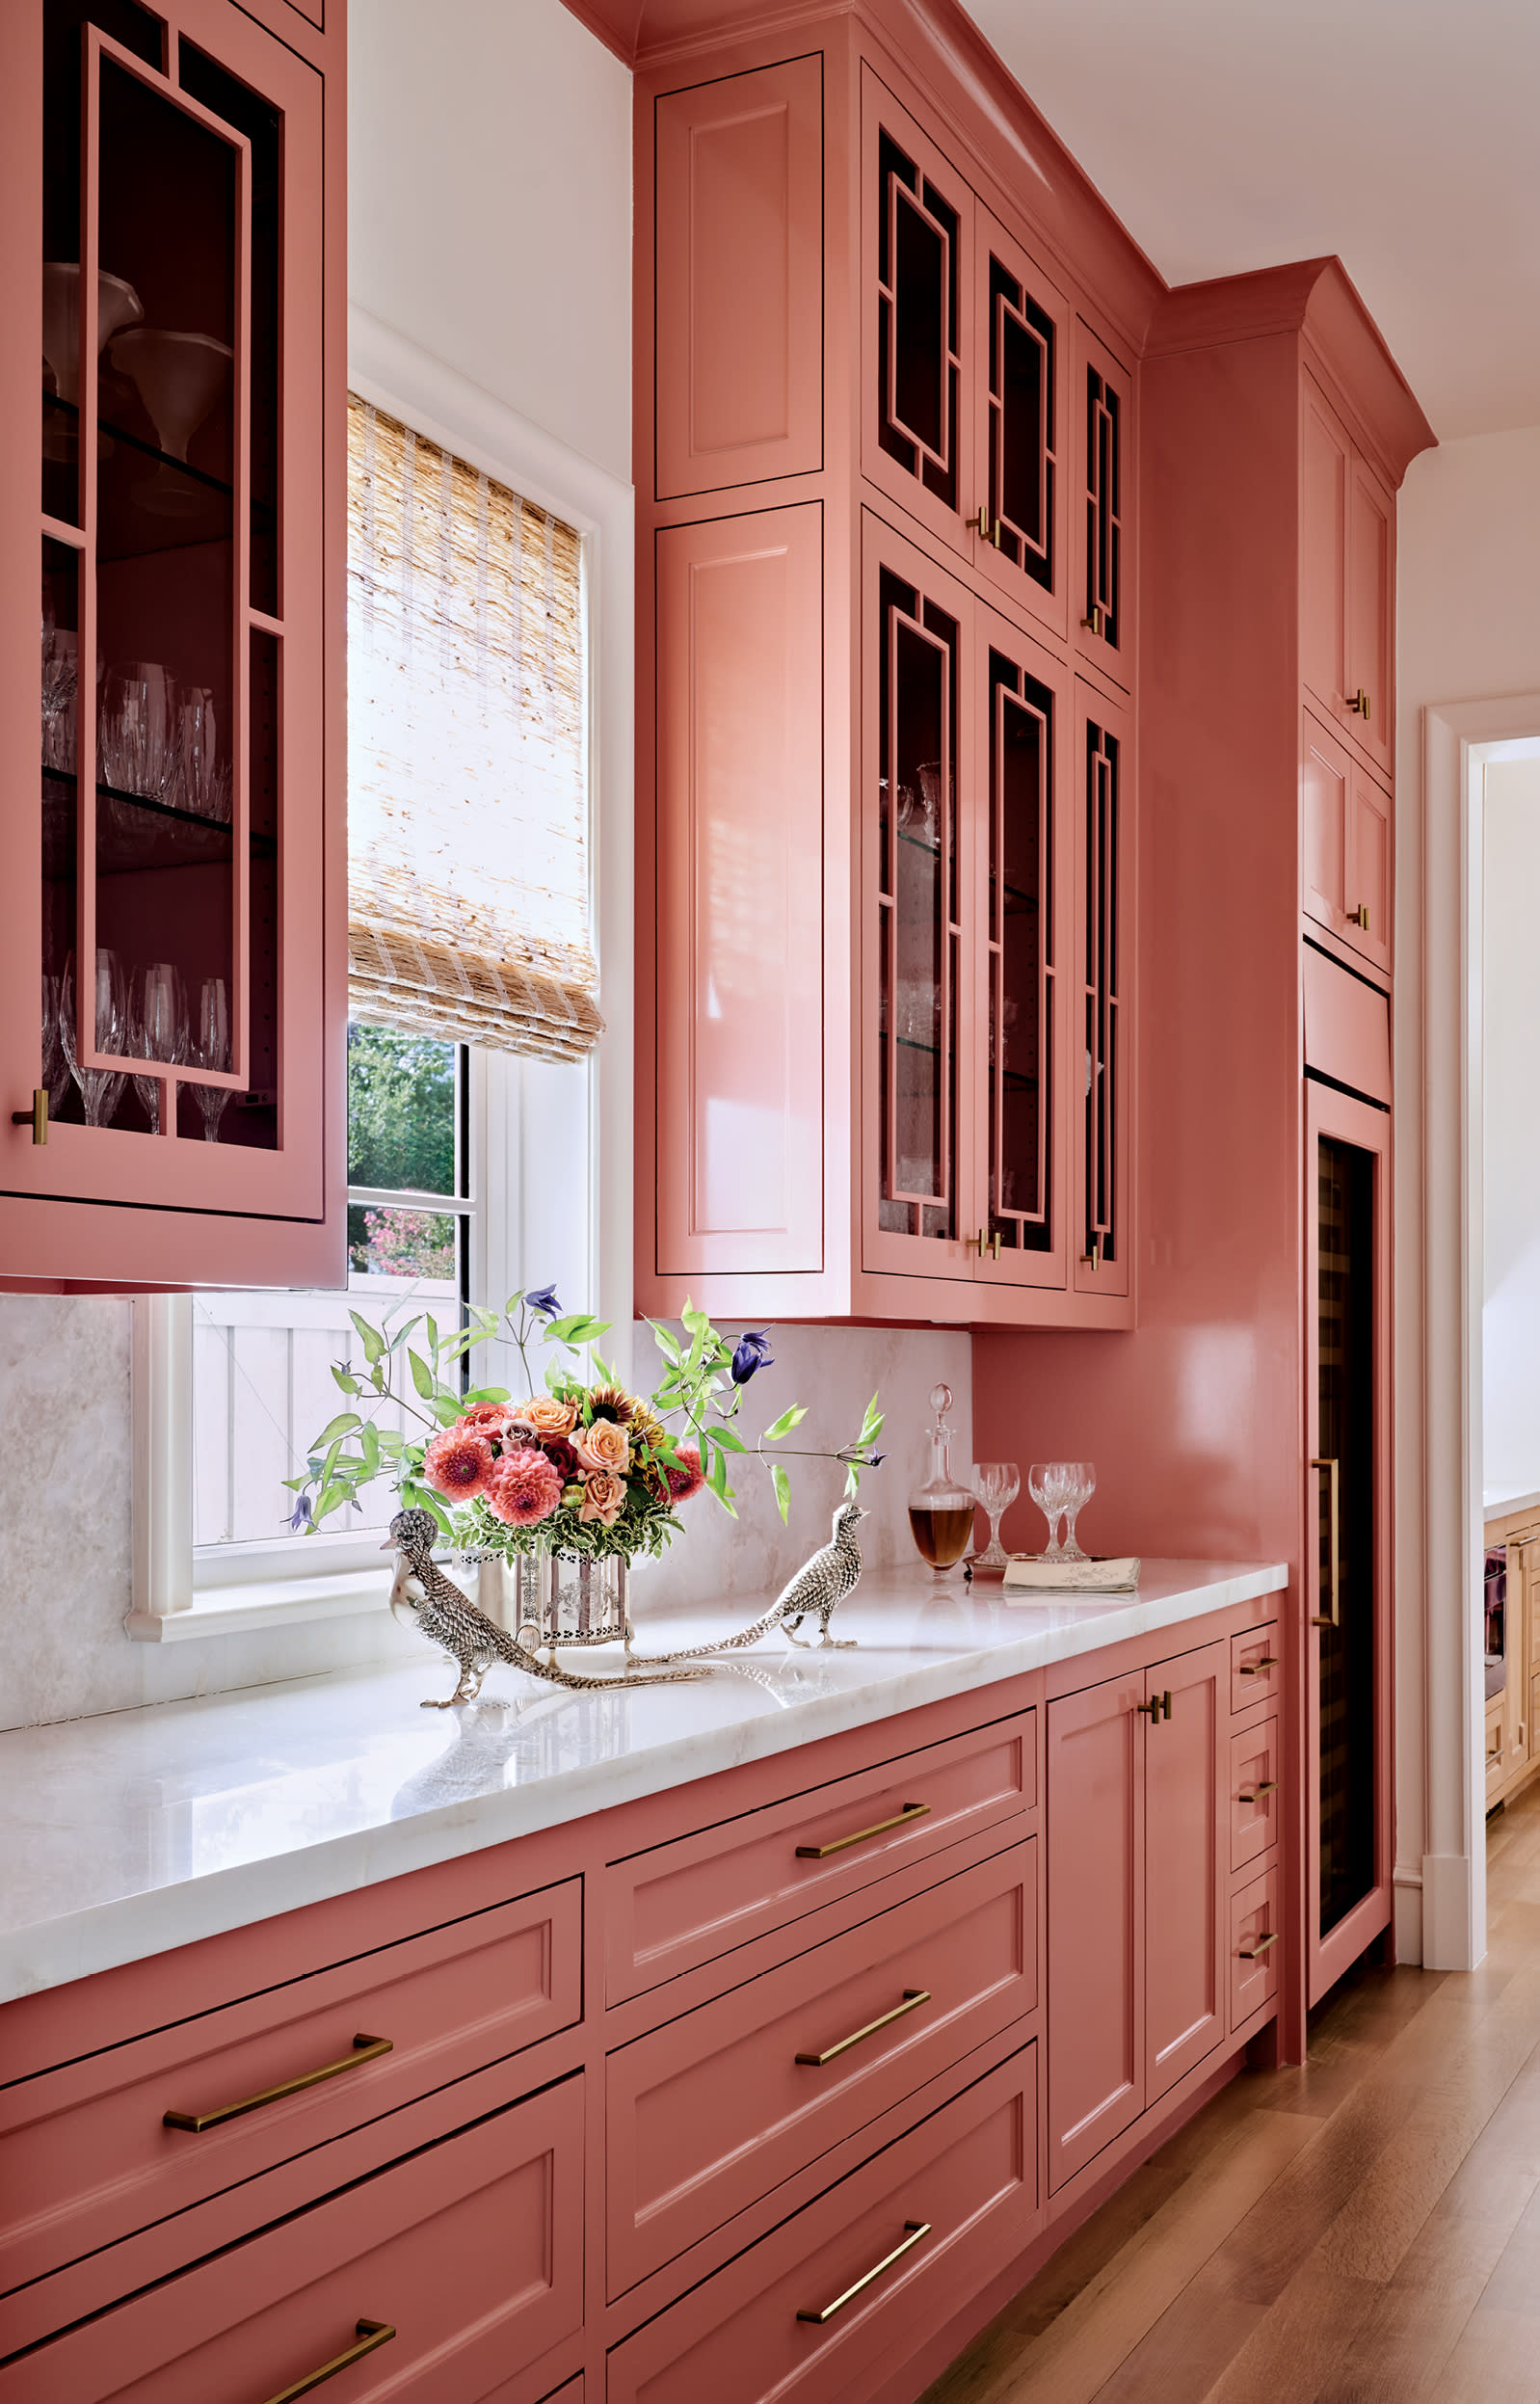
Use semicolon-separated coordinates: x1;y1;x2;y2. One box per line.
1484;1486;1540;1527
1;1559;1285;2005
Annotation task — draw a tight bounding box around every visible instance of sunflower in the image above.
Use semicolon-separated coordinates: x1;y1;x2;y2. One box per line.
585;1384;638;1426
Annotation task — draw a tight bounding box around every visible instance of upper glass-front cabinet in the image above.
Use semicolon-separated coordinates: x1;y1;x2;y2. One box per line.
862;69;1071;635
4;0;338;1286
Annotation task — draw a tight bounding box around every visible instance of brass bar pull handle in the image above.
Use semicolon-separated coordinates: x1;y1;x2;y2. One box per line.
797;2221;931;2322
1310;1457;1341;1629
1081;604;1103;635
164;2034;392;2132
973;505;991;539
1237;1657;1279;1675
1238;1932;1278;1961
1237;1781;1280;1802
1080;1238;1102;1269
1351;904;1370;931
260;2320;396;2404
796;1988;930;2067
11;1091;46;1144
1347;687;1370;719
796;1803;929;1859
1136;1697;1158;1718
991;517;1002;548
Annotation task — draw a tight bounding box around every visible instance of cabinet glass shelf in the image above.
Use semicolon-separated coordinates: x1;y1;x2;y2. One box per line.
41;765;275;876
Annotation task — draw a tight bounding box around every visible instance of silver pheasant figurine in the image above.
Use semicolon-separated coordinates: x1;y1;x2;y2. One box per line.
383;1509;705;1706
659;1501;869;1661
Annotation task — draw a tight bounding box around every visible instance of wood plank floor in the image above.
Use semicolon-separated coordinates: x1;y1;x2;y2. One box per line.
920;1779;1540;2403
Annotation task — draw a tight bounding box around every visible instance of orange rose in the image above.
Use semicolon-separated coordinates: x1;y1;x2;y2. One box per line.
516;1394;578;1440
578;1469;626;1527
574;1418;629;1474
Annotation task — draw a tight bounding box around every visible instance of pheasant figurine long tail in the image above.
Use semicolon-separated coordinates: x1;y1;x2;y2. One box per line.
384;1509;706;1705
658;1502;868;1661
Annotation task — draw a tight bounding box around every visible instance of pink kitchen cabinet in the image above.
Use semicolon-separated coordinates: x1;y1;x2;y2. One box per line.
1301;708;1393;977
635;18;1148;1329
1300;370;1394;783
1;0;346;1289
1143;1643;1226;2104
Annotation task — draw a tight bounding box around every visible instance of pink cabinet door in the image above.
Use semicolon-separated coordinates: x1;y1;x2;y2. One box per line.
652;57;823;498
1074;321;1132;691
1231;1714;1282;1873
1346;455;1394;780
969;201;1069;639
0;2075;585;2404
606;2043;1039;2404
1300;708;1392;976
861;511;981;1282
1143;1644;1225;2105
1047;1673;1144;2191
861;67;973;565
1073;681;1131;1298
651;504;825;1279
1300;376;1349;726
969;600;1071;1294
605;1839;1037;2297
3;0;341;1288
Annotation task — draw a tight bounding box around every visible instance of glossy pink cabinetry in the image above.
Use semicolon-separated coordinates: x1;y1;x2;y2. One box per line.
1;0;346;1290
636;9;1148;1330
0;1589;1279;2402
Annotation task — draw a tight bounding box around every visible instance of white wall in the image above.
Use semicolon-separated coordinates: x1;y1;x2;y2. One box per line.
1395;424;1540;1961
0;0;966;1729
1482;757;1540;1498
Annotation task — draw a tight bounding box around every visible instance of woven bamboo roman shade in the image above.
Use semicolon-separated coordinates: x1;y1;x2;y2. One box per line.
346;395;602;1060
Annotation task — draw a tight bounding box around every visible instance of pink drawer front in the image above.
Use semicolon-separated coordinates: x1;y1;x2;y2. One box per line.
1230;1715;1282;1872
606;1838;1037;2299
1231;1862;1282;2029
1230;1625;1281;1714
605;1710;1036;2005
0;2074;584;2404
607;2043;1039;2404
0;1878;581;2307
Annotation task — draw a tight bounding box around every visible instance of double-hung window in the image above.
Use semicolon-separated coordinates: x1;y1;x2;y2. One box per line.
130;388;603;1639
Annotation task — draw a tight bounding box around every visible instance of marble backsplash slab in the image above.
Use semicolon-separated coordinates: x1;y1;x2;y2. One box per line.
0;1299;971;1732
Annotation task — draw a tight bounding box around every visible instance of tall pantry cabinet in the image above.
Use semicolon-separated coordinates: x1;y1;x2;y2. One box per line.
0;0;346;1290
634;20;1153;1330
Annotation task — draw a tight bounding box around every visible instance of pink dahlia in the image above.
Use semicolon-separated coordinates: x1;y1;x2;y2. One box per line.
423;1425;495;1502
485;1446;565;1528
665;1444;705;1504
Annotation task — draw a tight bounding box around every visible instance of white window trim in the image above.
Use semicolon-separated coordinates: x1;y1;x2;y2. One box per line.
127;309;635;1644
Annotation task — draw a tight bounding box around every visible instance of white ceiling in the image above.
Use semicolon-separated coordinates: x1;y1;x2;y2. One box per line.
963;0;1540;441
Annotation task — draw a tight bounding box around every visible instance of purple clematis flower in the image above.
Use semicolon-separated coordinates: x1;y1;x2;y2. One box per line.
730;1328;775;1384
287;1491;314;1532
524;1283;561;1318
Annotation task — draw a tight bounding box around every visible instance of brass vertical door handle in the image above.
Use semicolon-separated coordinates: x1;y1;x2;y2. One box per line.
1080;1238;1102;1269
1081;603;1103;635
1311;1456;1341;1628
973;505;1001;545
1350;904;1370;931
1346;687;1370;718
11;1090;46;1144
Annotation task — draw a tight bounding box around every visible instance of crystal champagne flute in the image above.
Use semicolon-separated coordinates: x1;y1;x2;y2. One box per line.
188;975;231;1142
129;962;187;1135
60;948;128;1128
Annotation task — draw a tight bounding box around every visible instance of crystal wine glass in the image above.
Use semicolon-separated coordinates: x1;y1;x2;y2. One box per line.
1059;1461;1097;1563
188;975;231;1142
1027;1461;1071;1560
968;1462;1020;1575
40;974;72;1116
128;962;187;1135
60;948;128;1128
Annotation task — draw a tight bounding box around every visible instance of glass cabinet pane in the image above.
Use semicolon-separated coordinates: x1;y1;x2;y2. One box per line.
1082;716;1121;1269
1084;364;1122;647
38;4;286;1157
877;566;960;1242
1317;1135;1377;1938
989;252;1054;595
877;130;960;514
988;649;1052;1255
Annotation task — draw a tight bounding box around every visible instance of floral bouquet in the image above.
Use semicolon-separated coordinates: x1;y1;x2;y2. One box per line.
288;1289;885;1573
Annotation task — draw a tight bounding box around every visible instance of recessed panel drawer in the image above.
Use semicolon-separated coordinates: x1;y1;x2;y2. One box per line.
1230;1625;1281;1714
606;1838;1037;2298
1231;1861;1281;2029
0;1878;581;2304
606;2043;1039;2404
0;2075;584;2404
605;1711;1036;2005
1230;1715;1281;1872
